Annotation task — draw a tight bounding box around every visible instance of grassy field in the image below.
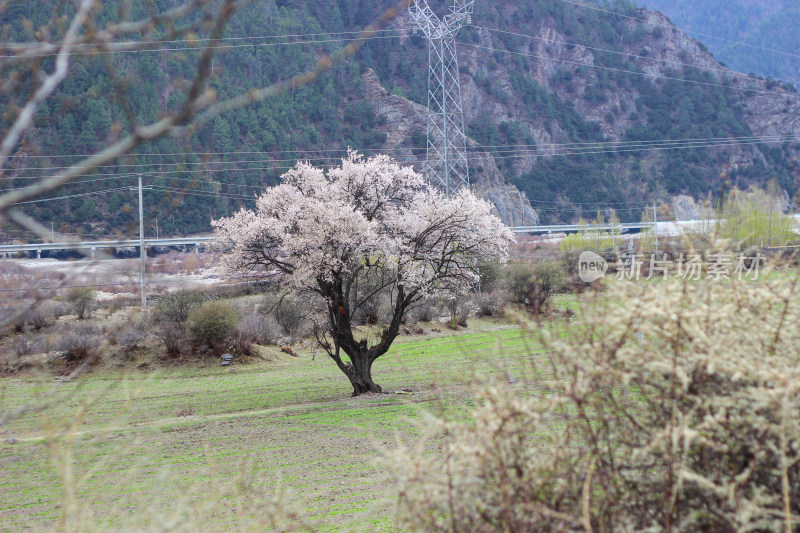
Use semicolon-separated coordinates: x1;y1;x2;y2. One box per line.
0;318;545;531
4;265;794;531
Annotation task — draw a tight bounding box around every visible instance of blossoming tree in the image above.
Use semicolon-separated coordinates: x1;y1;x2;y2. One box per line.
213;152;514;396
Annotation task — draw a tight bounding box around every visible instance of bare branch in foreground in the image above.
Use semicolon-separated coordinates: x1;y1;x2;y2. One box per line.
0;0;410;213
0;0;95;170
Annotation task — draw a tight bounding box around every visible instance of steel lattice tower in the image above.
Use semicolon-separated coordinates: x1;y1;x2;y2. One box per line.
410;0;474;196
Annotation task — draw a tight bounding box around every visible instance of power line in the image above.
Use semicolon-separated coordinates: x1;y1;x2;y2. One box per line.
8;133;798;163
152;183;648;209
523;206;647;212
150;185;256;201
8;0;793;68
2;135;795;191
9;187;130;206
4;134;797;180
477;25;800;88
1;174;141;189
456;40;785;97
5;28;399;52
1;177;661;209
4;178;658;219
0;33;403;60
526;199;650;206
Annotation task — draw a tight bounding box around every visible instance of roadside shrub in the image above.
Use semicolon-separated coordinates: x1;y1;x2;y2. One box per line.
187;301;240;348
207;281;269;300
56;325;102;362
43;301;73;319
388;276;800;532
505;262;534;305
233;297;260;317
505;260;567;314
477;258;503;293
228;332;255;358
155;290;205;323
65;287;96;320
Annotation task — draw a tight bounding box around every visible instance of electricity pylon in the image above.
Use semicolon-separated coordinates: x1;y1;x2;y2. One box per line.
410;0;474;196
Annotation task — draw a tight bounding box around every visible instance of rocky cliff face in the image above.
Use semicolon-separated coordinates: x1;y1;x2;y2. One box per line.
361;68;540;226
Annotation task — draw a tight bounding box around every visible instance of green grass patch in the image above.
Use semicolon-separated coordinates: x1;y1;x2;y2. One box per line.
0;319;541;531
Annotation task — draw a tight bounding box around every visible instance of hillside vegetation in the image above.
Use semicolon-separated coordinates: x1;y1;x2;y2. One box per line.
2;0;799;236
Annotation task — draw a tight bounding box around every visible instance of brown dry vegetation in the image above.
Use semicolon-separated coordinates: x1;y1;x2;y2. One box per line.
388;271;800;532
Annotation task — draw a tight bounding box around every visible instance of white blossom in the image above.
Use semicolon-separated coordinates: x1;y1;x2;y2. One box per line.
212;152;514;395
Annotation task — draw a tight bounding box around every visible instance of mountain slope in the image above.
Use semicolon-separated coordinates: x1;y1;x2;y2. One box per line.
638;0;800;84
383;1;800;221
2;0;799;237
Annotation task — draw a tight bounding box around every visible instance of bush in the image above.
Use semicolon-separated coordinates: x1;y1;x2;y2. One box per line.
187;301;240;348
405;298;439;324
354;293;385;326
10;335;43;358
118;326;148;350
718;184;798;248
155;290;206;323
236;314;282;346
155;321;186;357
274;298;304;338
447;297;471;328
476;290;508;317
56;325;102;362
66;287;96;320
11;308;52;332
477;258;503;293
388;277;800;532
559;214;622;253
505;260;568;314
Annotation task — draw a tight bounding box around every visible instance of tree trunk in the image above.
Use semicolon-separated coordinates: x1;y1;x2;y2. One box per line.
347;351;382;397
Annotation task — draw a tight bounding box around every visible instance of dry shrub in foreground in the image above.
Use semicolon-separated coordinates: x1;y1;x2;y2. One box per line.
388;275;800;532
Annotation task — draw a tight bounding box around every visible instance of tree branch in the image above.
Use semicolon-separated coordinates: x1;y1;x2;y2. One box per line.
0;0;95;170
